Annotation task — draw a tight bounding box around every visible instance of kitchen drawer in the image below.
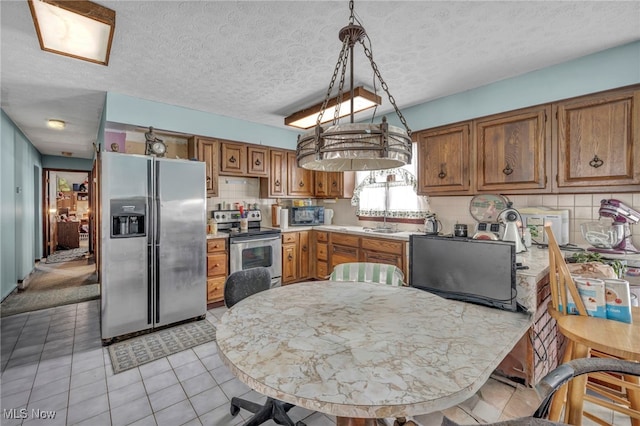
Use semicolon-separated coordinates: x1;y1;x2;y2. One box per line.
207;238;226;253
207;253;227;277
316;231;328;243
317;261;328;279
207;276;225;302
282;233;298;244
361;237;404;255
331;244;360;266
330;233;359;248
317;243;328;261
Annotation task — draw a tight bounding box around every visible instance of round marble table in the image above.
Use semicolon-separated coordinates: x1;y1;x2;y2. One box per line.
216;281;533;425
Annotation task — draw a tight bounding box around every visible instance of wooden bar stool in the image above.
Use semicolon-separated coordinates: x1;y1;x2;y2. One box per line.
544;225;640;425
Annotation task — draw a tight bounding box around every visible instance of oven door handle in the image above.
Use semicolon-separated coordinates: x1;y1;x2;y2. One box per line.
230;235;281;244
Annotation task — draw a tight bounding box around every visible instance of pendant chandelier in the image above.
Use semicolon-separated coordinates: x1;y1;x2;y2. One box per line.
296;0;412;172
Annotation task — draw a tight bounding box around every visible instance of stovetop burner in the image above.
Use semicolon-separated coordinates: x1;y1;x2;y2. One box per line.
226;228;281;239
212;209;280;240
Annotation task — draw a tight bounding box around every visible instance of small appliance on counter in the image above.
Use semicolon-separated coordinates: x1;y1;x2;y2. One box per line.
424;213;442;235
581;199;640;254
519;207;569;246
469;194;510;238
290;206;325;226
498;207;526;253
324;208;334;225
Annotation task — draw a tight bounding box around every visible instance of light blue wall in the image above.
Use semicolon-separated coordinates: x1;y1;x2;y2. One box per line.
42;155;93;171
389;41;640;131
104;93;300;150
1;110;43;300
105;42;640;143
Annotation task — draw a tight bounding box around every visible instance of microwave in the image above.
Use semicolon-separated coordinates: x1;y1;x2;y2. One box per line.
290;206;325;226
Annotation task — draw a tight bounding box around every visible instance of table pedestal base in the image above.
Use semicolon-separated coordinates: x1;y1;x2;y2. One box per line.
336;417;377;426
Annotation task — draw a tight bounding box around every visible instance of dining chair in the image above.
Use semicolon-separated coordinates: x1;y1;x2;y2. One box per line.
329;262;406;286
543;225;640;425
440;357;640;426
223;267;306;426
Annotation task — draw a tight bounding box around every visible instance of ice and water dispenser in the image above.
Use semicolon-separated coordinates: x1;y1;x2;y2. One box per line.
110;198;146;238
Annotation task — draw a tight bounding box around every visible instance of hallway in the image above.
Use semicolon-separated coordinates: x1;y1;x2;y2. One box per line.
0;255;98;318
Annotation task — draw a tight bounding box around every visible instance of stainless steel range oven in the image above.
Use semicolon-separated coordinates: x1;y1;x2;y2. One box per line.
213;209;282;287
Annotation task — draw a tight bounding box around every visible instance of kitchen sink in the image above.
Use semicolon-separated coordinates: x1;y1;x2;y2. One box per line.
370;228;401;234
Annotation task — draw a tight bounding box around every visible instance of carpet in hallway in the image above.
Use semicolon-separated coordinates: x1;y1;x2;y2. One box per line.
45;247;88;263
107;320;216;374
0;257;99;317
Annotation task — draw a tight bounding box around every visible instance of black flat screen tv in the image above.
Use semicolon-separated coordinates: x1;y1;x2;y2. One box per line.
409;235;519;312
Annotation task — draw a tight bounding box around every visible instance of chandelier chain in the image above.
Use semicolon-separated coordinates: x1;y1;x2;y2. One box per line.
316;38;351;127
359;39;412;135
333;39;351;124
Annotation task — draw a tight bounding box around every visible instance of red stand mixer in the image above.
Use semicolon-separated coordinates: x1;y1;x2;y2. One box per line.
581;199;640;254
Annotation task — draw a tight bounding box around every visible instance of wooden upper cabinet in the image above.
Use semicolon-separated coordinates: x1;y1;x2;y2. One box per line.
287;151;314;197
475;105;550;193
188;136;219;197
220;142;247;175
220;142;269;177
314;171;355;198
416;124;472;195
247;146;269;177
554;88;640;191
260;149;287;198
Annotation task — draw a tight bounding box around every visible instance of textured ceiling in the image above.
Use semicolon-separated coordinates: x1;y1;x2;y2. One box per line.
1;1;639;159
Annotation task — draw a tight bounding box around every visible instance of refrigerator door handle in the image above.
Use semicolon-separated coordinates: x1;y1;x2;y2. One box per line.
147;244;152;324
155;245;160;323
154;161;162;324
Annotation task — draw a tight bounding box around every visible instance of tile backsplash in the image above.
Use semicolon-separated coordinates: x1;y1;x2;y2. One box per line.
208;176;639;249
425;193;640;248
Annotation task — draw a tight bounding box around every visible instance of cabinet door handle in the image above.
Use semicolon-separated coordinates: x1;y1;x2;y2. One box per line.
438;163;446;179
275;180;280;187
288;254;293;261
302;246;307;252
229;155;236;163
502;164;513;175
299;181;304;187
255;158;261;166
332;181;337;187
206;176;211;183
318;182;323;188
589;155;604;168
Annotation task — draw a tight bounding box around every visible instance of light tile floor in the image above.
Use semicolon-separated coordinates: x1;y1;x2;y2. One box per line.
0;301;633;426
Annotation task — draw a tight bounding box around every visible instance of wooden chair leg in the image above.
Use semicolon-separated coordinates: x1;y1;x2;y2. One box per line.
566;342;590;426
625;373;640;426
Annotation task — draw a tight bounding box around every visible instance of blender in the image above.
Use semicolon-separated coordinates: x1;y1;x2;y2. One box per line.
581;199;640;254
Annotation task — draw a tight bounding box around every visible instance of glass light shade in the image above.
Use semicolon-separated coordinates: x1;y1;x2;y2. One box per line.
285;87;381;130
297;122;412;171
29;0;115;65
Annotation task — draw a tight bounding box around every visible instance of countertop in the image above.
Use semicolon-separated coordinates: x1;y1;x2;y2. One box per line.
216;281;533;419
280;224;422;241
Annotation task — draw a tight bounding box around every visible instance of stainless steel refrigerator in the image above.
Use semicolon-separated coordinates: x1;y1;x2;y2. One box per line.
100;152;207;342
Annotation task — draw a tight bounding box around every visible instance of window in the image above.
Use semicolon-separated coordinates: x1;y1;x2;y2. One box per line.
351;143;430;220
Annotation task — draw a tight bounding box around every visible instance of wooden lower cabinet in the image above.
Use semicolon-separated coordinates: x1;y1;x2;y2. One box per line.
326;232;408;282
329;233;360;271
206;237;228;303
282;231;310;284
315;231;329;279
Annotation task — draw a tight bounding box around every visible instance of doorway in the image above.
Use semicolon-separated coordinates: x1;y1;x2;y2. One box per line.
44;169;92;259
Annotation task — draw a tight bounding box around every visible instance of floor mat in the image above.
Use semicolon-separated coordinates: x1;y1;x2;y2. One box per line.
46;247;89;264
0;284;100;317
107;320;216;374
